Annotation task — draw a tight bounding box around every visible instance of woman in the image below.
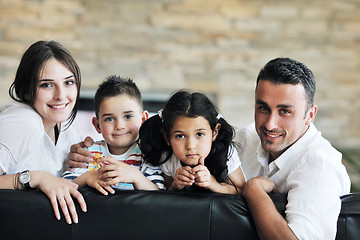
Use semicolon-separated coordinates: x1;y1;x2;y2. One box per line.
0;40;86;224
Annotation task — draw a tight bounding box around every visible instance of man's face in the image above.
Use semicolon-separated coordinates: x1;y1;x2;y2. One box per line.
254;80;317;160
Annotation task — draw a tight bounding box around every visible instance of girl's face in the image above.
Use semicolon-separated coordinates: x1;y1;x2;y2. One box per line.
169;115;219;166
33;58;78;132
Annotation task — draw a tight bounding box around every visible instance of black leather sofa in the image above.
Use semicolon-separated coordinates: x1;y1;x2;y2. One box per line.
0;187;359;240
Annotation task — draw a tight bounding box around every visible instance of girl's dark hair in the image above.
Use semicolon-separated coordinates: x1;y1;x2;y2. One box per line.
139;90;235;183
8;40;81;127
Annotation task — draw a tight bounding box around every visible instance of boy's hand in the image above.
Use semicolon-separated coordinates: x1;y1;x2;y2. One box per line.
192;157;212;188
82;171;115;195
171;166;195;190
68;137;94;169
97;157;139;186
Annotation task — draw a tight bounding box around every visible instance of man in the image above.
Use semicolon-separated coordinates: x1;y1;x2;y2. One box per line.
236;57;351;239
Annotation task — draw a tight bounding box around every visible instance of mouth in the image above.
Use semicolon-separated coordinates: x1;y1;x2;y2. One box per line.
112;132;130;137
49;103;68;109
264;131;283;139
186;154;199;158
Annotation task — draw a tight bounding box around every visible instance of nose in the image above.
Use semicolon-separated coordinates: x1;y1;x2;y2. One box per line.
53;86;65;100
114;119;125;130
185;137;196;150
264;112;278;131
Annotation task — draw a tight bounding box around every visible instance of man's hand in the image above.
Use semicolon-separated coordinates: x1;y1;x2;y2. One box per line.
242;177;296;240
243;176;278;195
68;136;94;169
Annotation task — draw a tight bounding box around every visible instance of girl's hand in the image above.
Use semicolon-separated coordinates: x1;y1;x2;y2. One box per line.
192;156;212;188
171;166;195;190
82;171;115;195
32;171;87;225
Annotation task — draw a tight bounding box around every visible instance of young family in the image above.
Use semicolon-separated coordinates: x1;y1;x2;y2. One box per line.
0;40;350;239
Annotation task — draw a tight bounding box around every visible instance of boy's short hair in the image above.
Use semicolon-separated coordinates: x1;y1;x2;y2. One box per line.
94;75;143;118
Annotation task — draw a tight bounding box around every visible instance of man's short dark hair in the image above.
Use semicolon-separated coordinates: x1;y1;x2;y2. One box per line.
256;57;316;111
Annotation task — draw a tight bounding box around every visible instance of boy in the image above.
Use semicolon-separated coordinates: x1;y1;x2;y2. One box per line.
63;75;165;194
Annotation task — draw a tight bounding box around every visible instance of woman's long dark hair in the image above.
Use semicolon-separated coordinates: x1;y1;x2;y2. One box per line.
139;90;235;183
9;40;81;128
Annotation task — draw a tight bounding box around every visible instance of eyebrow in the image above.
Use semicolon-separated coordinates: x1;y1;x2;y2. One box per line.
101;110;135;118
39;74;75;82
101;113;113;118
172;128;208;134
256;99;295;109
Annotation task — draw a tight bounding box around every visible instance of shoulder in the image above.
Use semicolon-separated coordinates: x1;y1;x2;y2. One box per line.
233;123;260;158
160;154;181;174
0;102;43;137
227;146;241;173
288;126;350;194
0;102;42;127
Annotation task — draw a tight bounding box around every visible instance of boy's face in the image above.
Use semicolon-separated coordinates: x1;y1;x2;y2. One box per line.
92;94;148;155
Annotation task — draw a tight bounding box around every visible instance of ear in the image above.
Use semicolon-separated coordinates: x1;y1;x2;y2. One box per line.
305;104;318;126
141;110;149;124
92;117;102;134
212;123;221;141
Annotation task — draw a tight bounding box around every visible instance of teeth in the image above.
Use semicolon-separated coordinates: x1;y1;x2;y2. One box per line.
51;104;67;109
266;132;280;138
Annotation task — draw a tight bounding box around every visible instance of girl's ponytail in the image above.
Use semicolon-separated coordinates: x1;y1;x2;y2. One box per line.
206;117;235;183
139;114;172;166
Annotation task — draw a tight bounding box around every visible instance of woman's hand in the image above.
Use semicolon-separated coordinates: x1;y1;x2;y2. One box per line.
31;171;87;224
67;137;94;169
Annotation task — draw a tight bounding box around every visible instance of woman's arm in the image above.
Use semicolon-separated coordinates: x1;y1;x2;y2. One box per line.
0;171;87;225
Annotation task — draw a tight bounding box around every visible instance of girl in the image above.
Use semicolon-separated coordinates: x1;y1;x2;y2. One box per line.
0;40;87;224
139;90;245;194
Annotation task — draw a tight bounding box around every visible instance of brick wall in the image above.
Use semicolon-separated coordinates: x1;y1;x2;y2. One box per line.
0;0;359;148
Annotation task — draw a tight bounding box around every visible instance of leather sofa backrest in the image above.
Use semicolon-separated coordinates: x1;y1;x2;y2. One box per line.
0;187;358;240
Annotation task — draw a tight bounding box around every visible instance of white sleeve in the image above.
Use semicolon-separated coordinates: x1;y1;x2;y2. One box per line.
0;104;43;174
226;146;242;174
285;148;350;239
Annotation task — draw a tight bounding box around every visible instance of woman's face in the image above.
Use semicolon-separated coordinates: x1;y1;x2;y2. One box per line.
33;58;78;132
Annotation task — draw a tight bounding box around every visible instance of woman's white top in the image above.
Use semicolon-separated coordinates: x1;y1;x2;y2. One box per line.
0;102;80;176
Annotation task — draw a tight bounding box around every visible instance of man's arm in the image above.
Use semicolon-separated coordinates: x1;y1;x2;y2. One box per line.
242;177;298;240
67;137;94;169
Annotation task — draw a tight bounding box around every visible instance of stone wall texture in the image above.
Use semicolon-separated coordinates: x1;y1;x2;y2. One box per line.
0;0;359;148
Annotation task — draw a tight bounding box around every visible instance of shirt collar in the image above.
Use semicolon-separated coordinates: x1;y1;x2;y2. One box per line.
256;124;317;174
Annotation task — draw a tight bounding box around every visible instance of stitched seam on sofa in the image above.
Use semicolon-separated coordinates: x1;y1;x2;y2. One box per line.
208;195;213;240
